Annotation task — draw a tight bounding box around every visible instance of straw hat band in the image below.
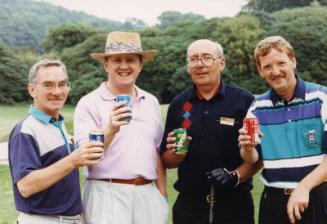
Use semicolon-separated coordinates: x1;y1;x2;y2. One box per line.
106;42;142;53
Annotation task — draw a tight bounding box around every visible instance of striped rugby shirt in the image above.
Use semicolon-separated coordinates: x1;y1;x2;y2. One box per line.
248;76;327;188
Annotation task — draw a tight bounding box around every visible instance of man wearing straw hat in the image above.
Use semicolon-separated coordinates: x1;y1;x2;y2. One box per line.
74;31;167;224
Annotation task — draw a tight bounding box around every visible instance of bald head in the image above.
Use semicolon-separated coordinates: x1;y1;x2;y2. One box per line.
187;39;224;58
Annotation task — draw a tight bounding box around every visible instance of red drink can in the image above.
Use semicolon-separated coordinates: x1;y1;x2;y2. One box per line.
243;118;259;142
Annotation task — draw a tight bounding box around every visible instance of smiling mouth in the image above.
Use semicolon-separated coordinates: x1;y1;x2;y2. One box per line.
118;72;130;77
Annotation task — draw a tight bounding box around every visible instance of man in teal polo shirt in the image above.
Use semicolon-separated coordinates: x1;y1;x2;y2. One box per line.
239;36;327;224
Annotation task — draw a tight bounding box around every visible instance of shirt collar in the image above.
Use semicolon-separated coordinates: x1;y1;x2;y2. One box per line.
186;79;225;101
270;75;306;105
29;105;64;124
98;82;146;101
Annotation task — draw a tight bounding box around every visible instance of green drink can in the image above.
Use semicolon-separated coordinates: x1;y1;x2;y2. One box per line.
174;128;189;154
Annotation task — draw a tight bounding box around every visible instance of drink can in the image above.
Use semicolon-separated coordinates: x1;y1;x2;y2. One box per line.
116;95;132;121
174;128;189;154
89;130;104;160
243;118;259;142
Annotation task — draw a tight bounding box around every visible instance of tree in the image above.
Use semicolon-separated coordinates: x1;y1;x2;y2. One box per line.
243;0;313;12
157;11;205;29
60;32;107;104
269;7;327;86
42;24;96;53
0;44;29;104
209;16;266;94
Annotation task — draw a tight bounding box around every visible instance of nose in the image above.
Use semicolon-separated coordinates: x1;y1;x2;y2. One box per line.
119;61;129;69
51;85;62;94
271;65;280;76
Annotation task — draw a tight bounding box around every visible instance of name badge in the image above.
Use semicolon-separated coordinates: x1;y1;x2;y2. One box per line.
219;117;235;126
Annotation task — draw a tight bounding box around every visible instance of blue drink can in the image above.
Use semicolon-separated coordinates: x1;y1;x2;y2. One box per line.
89;130;104;160
116;95;132;121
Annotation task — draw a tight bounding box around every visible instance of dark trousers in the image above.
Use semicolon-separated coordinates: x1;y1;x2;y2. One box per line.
173;190;254;224
259;183;327;224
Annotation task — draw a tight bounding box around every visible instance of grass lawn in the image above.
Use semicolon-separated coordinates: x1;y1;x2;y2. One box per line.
0;104;263;224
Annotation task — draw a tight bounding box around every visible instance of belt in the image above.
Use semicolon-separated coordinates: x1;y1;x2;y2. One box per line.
92;178;154;185
49;215;81;223
264;186;294;195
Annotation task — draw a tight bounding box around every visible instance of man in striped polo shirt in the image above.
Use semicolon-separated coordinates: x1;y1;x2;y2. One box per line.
239;36;327;224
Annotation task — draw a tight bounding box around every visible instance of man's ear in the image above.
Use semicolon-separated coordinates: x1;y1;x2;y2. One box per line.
219;57;225;70
104;61;110;73
257;64;265;78
28;83;36;98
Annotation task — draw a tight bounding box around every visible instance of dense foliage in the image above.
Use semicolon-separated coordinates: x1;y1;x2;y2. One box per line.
0;0;145;51
0;44;29;104
243;0;327;12
1;0;327;104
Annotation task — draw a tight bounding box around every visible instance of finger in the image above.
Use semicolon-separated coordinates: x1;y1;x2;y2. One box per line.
167;131;174;137
112;113;132;122
293;205;302;221
112;101;127;110
258;130;264;137
167;136;176;143
239;128;247;134
287;203;295;223
166;143;176;150
299;204;305;213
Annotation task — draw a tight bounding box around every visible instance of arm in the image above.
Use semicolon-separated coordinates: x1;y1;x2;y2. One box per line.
155;151;167;196
17;141;103;198
235;160;263;183
287;156;327;223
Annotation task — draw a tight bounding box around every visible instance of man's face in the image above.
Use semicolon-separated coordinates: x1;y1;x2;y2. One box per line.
257;48;297;96
104;54;143;89
187;41;225;87
28;66;69;118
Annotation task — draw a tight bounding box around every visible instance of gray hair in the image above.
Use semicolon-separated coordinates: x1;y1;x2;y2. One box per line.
187;39;224;58
28;59;67;84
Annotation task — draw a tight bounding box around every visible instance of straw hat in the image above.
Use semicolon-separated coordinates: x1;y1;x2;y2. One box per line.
91;31;157;64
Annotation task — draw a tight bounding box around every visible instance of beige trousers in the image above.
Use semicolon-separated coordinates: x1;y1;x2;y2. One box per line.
82;179;168;224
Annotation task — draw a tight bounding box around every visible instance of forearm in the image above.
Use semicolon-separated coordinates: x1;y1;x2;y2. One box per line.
236;160;262;183
17;156;75;198
297;156;327;191
240;146;259;164
155;152;167;195
103;130;116;151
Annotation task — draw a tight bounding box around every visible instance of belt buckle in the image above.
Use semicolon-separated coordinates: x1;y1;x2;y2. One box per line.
284;188;293;195
134;178;143;185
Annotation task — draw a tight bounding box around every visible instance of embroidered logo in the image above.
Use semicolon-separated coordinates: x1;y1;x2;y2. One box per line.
305;130;319;146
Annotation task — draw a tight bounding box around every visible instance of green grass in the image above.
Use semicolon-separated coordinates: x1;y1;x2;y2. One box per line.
0;103;263;224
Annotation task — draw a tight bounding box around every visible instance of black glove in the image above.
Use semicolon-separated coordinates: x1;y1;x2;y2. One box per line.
206;168;240;188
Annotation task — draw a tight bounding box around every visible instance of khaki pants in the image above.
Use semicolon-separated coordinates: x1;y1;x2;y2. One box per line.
16;212;81;224
83;179;168;224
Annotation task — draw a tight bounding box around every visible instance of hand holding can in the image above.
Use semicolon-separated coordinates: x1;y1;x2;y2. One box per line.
174;128;189;154
89;130;105;160
243;118;259;143
116;95;132;122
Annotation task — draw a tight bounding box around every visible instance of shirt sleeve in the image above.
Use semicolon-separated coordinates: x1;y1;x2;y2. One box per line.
9;132;41;183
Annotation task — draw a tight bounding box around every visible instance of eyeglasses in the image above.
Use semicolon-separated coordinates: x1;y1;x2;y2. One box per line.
33;81;70;91
187;55;222;68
